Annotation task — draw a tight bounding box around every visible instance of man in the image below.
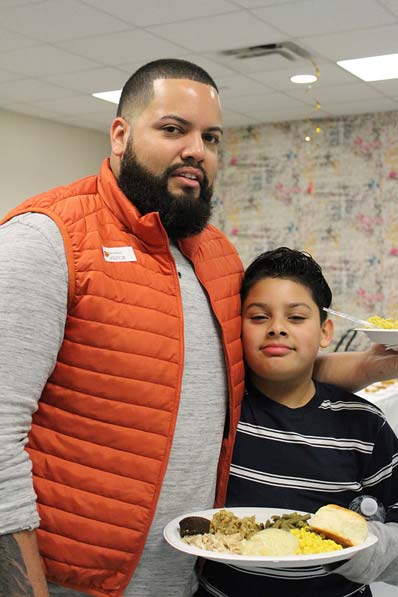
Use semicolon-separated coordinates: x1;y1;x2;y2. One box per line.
0;59;244;597
0;59;397;597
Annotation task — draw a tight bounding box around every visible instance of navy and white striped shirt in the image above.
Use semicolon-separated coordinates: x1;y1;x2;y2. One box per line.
198;380;398;597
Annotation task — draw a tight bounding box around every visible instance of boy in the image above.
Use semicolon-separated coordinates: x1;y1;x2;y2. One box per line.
197;247;398;597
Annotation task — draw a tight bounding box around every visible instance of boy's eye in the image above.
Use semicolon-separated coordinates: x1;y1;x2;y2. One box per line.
289;315;306;322
250;314;268;321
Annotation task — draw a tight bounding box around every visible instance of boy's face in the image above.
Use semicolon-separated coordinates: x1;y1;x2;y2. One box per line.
242;277;333;389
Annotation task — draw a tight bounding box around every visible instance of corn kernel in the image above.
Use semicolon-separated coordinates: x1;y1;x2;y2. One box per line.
290;527;343;554
368;316;398;329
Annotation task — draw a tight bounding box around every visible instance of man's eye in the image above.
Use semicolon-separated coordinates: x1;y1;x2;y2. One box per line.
162;125;182;134
203;134;220;145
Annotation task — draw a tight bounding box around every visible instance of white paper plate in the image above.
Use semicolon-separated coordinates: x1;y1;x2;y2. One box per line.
355;328;398;348
163;507;378;569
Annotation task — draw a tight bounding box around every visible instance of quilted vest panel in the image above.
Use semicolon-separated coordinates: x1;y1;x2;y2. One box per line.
2;159;244;597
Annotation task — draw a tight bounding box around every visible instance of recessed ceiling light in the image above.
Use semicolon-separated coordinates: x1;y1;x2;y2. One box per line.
92;89;121;104
337;53;398;81
290;74;318;84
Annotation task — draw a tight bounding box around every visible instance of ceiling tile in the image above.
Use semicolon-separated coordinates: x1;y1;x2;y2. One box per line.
183;54;238;79
44;67;127;94
253;0;393;37
0;68;24;84
0;0;128;43
0;1;398;128
206;50;316;76
233;0;292;6
148;11;284;52
0;45;100;76
378;0;398;17
301;24;398;61
115;59;155;76
326;97;398;115
116;54;238;84
30;93;118;116
0;27;40;52
0;78;77;102
250;62;358;91
217;74;273;98
222;108;261;126
368;79;398;97
58;29;185;64
0;0;41;6
249;106;331;122
223;90;308;112
287;82;385;105
82;0;238;27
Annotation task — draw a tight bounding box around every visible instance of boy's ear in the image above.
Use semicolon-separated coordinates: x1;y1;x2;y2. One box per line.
319;317;334;349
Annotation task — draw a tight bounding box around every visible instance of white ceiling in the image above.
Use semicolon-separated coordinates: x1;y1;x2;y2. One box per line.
2;0;398;132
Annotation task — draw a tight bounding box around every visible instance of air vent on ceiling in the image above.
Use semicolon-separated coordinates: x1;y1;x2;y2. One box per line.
219;41;312;62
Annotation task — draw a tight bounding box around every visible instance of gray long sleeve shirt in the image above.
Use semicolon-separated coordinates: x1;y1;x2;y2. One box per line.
0;213;67;534
334;520;398;586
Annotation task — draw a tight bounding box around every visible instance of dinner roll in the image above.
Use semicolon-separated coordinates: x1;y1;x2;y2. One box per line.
309;504;368;547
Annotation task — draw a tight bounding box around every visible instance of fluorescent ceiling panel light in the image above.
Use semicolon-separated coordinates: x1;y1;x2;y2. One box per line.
92;89;122;104
290;74;317;84
337;54;398;81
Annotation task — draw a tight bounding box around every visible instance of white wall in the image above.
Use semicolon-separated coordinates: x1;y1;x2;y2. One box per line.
0;109;109;216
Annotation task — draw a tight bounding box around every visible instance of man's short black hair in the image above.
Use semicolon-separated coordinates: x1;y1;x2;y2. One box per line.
241;247;332;323
117;58;219;118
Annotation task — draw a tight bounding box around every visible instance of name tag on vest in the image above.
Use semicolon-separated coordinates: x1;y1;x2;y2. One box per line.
102;246;137;262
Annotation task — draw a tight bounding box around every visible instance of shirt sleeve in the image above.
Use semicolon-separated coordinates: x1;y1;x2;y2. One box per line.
333;417;398;585
333;521;398;585
0;213;68;534
362;417;398;524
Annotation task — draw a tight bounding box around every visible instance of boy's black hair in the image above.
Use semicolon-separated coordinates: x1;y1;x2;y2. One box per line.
117;58;219;118
241;247;332;323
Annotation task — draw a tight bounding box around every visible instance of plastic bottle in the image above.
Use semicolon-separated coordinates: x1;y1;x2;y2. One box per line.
349;495;386;522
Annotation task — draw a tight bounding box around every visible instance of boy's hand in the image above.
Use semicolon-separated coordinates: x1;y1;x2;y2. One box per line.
325;548;376;583
324;522;398;585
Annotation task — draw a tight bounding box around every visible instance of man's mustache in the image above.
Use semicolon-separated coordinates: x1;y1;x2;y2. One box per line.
166;160;207;184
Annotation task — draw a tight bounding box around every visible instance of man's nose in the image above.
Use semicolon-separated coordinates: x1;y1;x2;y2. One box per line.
181;133;205;162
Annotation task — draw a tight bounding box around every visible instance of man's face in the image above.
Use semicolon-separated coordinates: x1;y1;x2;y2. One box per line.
116;78;223;238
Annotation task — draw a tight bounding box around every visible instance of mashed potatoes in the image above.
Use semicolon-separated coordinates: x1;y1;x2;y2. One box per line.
240;528;299;556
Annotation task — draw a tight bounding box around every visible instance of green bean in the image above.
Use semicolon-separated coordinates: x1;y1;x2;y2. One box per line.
264;512;312;531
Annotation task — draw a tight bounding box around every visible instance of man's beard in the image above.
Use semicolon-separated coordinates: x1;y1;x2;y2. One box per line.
117;141;214;239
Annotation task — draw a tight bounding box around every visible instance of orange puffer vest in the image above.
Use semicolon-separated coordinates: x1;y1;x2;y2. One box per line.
3;159;244;597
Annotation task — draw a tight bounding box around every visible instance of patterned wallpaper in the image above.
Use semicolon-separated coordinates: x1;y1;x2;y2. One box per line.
212;111;398;350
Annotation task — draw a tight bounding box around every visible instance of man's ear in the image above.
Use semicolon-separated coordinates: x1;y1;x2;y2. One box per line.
110;116;130;157
320;317;334;349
